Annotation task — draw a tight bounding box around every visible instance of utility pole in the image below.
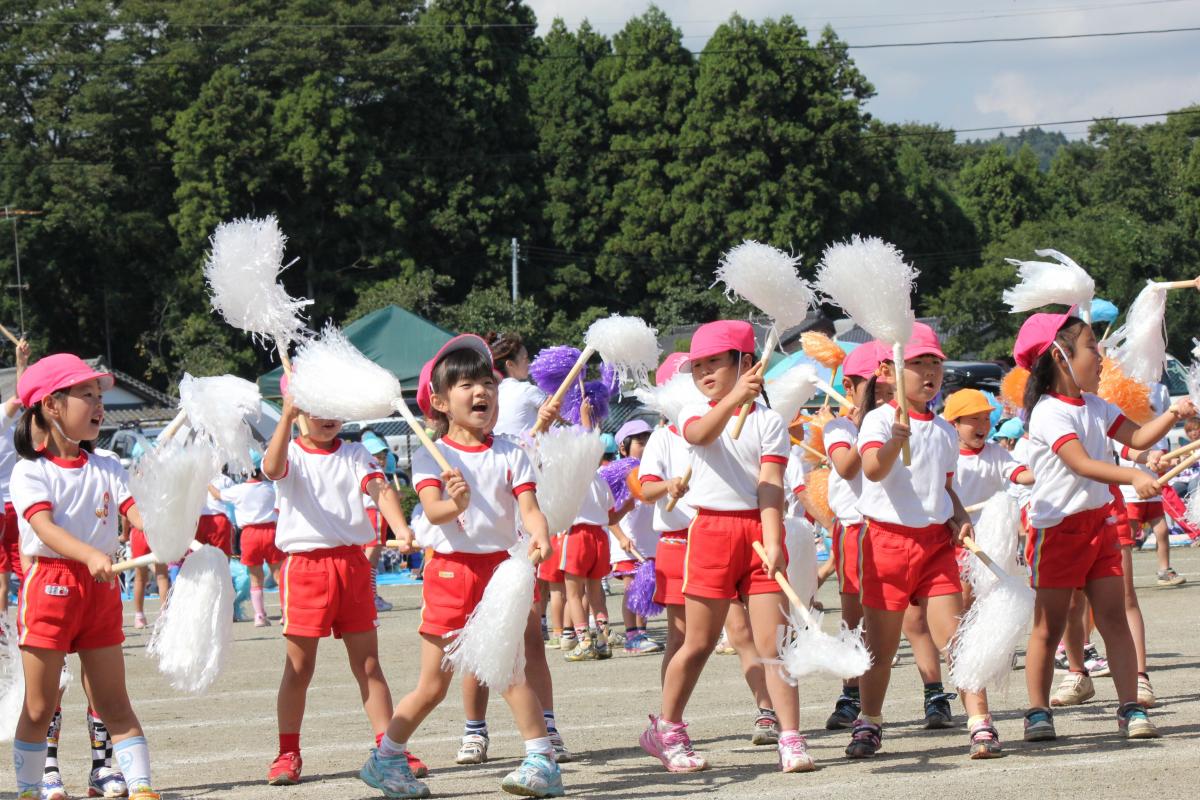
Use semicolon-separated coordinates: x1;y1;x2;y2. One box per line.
1;207;39;335
511;237;519;304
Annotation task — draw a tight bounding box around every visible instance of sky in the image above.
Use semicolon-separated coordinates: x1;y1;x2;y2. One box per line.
523;0;1200;139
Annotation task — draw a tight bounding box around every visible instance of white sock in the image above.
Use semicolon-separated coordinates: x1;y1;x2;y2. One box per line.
14;739;47;793
250;586;266;618
524;736;553;757
378;733;406;758
113;736;151;791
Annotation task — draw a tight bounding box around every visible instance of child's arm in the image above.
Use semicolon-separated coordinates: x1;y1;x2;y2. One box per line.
418;469;471;525
263;394;298;480
1014;469;1035;486
608;496;633;525
944;480;974;545
757;460;787;574
125;504;145;531
368;478;415;552
640;476;688;504
27;510;114;580
1111;399;1195;451
517;490;552;563
1056;439;1161;498
828;444;862;481
861;405;910;481
609;524;634;555
683;369;763;447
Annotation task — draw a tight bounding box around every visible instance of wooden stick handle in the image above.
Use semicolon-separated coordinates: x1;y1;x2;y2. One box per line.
800;441;827;463
158;410;188;444
732;329;778;440
892;342;912;466
0;322;20;346
664;465;691;512
959;535;1009;581
963;501;987;515
1157;450;1200;486
751;540;817;626
1164;437;1200;461
533;347;595;434
277;348;310;437
113;539;203;573
392;398;454;473
812;377;853;410
1155;279;1199;290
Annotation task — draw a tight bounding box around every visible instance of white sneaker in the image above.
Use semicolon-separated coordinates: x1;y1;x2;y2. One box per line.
133;612;147;629
455;733;489;764
1051;671;1095;707
254;614;271;627
374;595;394;613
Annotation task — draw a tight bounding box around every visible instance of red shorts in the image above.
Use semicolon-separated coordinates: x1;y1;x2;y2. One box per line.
196;514;233;557
832;520;865;596
1108;487;1135;547
17;558;124;652
365;508;390;547
1;502;19;577
240;523;285;567
559;524;610;580
419;550;511;637
682;509;784;600
129;527;150;559
1027;505;1124;590
611;559;638;577
653;531;688;606
859;519;961;611
1125;500;1163;526
280;546;377;638
537;534;565;583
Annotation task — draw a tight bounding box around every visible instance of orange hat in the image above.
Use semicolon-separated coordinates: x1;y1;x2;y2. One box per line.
942;388;994;422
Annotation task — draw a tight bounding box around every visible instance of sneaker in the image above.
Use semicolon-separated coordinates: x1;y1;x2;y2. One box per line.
40;771;67;800
844;720;882;758
1118;702;1160;739
595;637;613;660
500;752;564;798
624;633;664;656
777;734;816;773
88;766;128;798
375;595;394;612
267;751;302;785
19;792;38;800
360;748;429;798
1083;644;1110;677
1023;707;1056;742
405;752;428;779
639;714;708;773
545;635;561;649
1053;643;1069;673
254;614;271;628
825;696;861;730
1156;568;1186;587
922;692;957;729
549;730;573;763
455;733;489;765
126;789;160;800
713;631;736;656
968;718;1004;759
751;713;780;745
133;612;147;630
559;633;577;652
1137;674;1159;708
1050;671;1095;707
565;637;598;662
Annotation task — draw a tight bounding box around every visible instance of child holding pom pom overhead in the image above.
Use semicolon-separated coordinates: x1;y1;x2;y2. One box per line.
362;335;565;800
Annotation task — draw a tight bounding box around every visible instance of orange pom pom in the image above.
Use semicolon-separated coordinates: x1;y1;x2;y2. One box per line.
804;467;833;524
801;332;846;370
805;425;826;464
626;467;646;503
1098;357;1153;424
1001;367;1029;412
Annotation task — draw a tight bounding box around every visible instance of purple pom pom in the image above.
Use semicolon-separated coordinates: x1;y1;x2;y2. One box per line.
561;379;611;425
600;363;619;397
598;456;639;508
626;558;663;617
529;345;582;395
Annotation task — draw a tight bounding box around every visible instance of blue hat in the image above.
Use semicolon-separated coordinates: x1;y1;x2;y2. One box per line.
1091;298;1119;325
250;449;264;470
995;418;1025;440
600;433;618;455
361;431;389;455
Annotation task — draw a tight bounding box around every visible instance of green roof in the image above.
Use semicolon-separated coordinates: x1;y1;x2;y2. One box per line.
258;305;455;397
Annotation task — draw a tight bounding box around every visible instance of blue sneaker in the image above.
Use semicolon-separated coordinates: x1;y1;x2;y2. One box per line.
359;748;430;799
88;766;129;798
39;771;67;800
500;752;565;798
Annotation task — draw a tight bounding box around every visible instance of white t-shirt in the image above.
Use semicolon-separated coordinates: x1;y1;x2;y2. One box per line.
574;474;615;527
1008;437;1034;509
11;451;133;559
611;501;658;562
637;426;695;533
412;434;536;555
785;444;808;517
1026;393;1125;529
495;378;547;439
220;479;278;526
203;474;234;516
0;409;17;505
824;416;863;525
676;400;790;512
954;442;1029;522
272;439;385;553
856;402;957;528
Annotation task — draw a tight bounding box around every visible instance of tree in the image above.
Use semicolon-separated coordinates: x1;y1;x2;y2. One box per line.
954;145;1047;246
437;285;546;344
344;270;452;323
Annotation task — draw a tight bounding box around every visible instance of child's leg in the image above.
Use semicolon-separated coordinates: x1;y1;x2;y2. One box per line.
1026;588;1074;708
1120;548;1148;673
153;564;170;605
133;567;147;614
14;647;67;793
902;604;943;684
585;577;609;634
563;575;589;639
523;608;554;711
1152;516;1171;572
839;592;864;692
858;607;906;718
385;635;457;743
745;592;798;731
1062;590;1089;672
550;582;569;634
724;600;772;710
1084;576;1138;705
365;544;383;598
267;560;283;586
923;594;988;718
661;596;730;721
661;605;686;685
277;635;320;746
342;629;393;734
500;681;552;747
76;645;152;791
620;576;638;634
248;563;267;620
463;675;489;729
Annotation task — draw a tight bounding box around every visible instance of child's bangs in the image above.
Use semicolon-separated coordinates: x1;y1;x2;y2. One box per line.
432;348;494;392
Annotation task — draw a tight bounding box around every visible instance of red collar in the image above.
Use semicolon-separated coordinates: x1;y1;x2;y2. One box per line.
668;425;679;436
441;435;493;453
888;400;934;421
45;451;88;469
959;446;984;456
1050;393;1085;407
295;437;342;454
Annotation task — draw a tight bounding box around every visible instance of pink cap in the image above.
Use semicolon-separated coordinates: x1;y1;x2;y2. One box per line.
655;352;689;385
902;322;945;361
279;371;289;397
18;354;114;408
416;334;495;417
842;341;884;379
1013;306;1077;371
683;321;756;372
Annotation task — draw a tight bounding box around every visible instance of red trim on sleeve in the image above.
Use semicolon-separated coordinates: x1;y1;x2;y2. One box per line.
512;482;536;497
360;471;386;495
761;455;788;465
639;474;664;484
23;501;52;521
860;441;885;453
793;485;806;496
1009;465;1029;483
826;441;851;455
1120;445;1132;460
682;417;702;436
1051;433;1079;453
1107;414;1128;438
118;497;136;516
414;478;442;494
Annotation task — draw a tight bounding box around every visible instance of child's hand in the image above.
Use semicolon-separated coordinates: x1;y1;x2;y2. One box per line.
732;366;764;406
1145;449;1167;473
86;551;114;582
615;531;634;555
953;520;975;547
890;405;911;442
1171;398;1197;419
392;533;416;554
1132;470;1162;500
528;532;552;565
666;476;689;499
443;468;471;511
580;396;593;429
281;392;299;422
759;542;784;577
15;339;29;373
536;397;561;430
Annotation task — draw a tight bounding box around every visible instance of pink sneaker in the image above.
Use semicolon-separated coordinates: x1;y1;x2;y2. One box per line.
778;733;816;773
639;715;708;773
134;612;147;629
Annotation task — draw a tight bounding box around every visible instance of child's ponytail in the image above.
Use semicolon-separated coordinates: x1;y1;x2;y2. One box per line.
856;375;880;418
14;402;43;460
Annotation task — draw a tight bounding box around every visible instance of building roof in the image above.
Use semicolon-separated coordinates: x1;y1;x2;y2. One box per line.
0;358;177;430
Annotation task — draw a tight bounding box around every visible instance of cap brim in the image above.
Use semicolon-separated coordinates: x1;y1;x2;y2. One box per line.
435;334;494;368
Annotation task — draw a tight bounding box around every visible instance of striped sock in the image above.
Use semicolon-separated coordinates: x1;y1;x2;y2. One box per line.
44;707;62;776
87;708;111;770
464;719;488;738
543;710;558;735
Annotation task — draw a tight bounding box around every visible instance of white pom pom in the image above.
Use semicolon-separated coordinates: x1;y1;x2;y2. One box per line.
967;493;1022;595
632;372;705;424
130;440;220;564
289;323;401;421
816;236;918;345
148;545;234;694
442;548;535;689
784;516;818;607
0;614;22;742
1002;249;1095;314
776;608;872;681
765;364;820;426
715;241;815;331
949;573;1035;693
205;216;312;345
584;315;660;388
1103;281;1168;384
178;374;262;475
534;428;605;535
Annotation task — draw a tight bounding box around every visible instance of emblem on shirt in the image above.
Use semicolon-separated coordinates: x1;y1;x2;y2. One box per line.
95;491;111;520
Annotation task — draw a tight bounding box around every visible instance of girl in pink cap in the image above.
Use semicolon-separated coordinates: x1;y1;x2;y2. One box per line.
8;354;160;800
1014;308;1193;743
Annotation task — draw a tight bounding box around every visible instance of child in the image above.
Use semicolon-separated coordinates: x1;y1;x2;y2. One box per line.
642;320;809;774
197;470;235;556
561;463;623;662
262;371;410;785
359;335;563;799
1015;308;1191;742
945;388;1033;521
848;323;1000;760
219;452;283;627
361;430;399;611
608;419;663;655
9;354;159;799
